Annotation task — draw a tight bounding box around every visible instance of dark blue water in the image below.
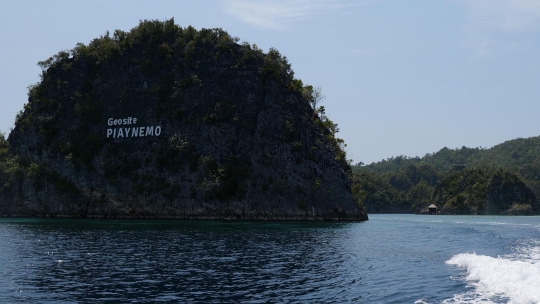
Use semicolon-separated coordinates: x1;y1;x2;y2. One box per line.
0;215;539;303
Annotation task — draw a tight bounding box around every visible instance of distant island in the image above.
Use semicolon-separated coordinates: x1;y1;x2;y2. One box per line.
0;19;367;221
353;137;540;215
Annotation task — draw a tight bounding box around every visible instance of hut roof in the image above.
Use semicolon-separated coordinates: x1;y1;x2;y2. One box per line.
428;204;437;209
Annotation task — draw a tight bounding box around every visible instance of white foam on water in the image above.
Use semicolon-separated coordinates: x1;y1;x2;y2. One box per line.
513;240;540;264
445;249;540;304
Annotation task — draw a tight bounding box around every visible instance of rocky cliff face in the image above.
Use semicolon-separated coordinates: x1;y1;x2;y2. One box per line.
1;20;367;220
485;170;538;215
434;168;538;215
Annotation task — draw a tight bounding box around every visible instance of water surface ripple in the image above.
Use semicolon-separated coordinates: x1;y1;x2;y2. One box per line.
0;215;539;303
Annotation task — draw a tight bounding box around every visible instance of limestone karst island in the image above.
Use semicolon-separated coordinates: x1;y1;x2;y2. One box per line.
0;19;368;221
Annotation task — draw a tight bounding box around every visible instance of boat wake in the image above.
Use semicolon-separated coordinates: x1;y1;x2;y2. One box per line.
444;241;540;303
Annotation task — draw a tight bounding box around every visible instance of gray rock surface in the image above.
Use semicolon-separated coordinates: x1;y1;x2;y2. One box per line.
1;21;367;220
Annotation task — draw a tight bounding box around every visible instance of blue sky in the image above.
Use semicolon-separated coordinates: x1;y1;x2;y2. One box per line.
1;0;540;164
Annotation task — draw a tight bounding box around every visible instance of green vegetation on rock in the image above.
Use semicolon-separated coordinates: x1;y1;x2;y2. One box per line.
0;19;366;220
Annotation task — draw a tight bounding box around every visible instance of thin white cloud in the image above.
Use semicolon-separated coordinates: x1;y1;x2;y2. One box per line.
222;0;361;30
465;0;540;32
462;0;540;56
344;47;384;56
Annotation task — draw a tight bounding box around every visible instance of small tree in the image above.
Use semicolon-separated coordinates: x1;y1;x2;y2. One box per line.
304;85;325;110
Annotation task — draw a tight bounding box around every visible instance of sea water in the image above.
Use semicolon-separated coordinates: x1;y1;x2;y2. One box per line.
0;214;538;303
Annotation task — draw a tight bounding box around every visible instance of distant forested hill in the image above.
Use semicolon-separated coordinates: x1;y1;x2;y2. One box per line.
353;136;540;215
